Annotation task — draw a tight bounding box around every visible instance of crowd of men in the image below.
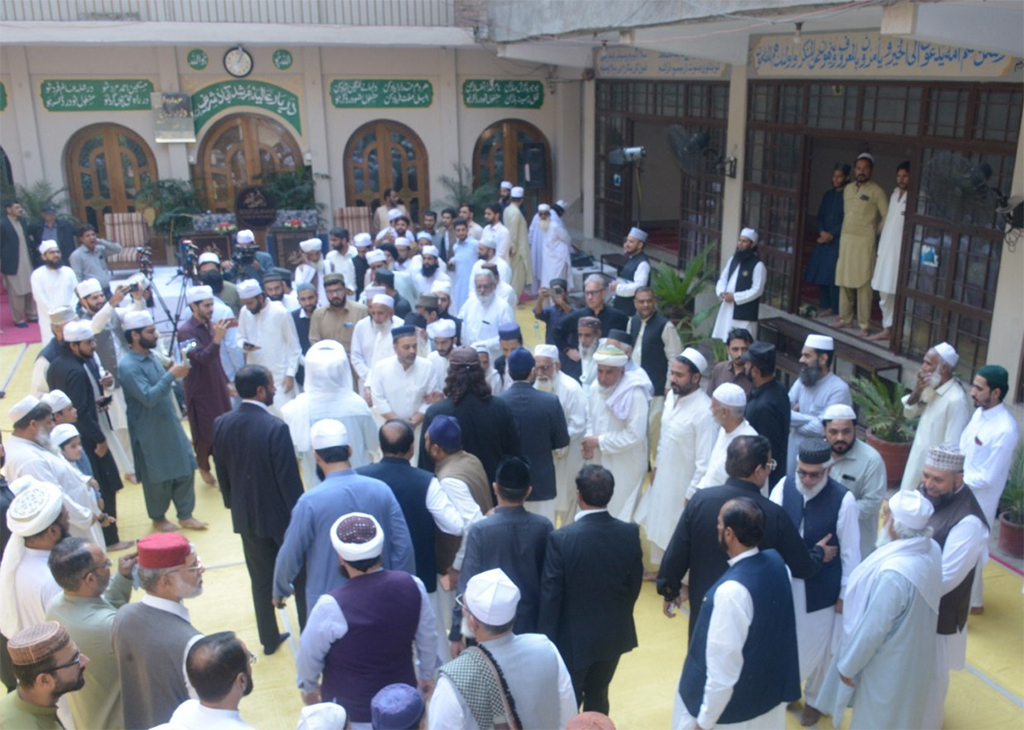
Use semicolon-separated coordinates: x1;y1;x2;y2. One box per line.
1;186;1021;730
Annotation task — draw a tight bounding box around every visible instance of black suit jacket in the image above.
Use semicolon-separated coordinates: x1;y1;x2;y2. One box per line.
497;382;570;501
47;348;107;451
29;218;78;262
292;309;312;386
656;477;829;637
539;511;643;670
418;394;521;485
213;402;305;542
1;216;39;275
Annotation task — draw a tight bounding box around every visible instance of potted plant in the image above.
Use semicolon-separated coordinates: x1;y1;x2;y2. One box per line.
997;442;1024;559
850;375;917;488
650;243;718;347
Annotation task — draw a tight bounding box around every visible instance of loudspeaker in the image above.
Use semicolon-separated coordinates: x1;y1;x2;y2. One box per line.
522;143;547;189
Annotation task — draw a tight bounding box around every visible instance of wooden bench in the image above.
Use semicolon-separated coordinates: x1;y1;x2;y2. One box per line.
759;316;902;384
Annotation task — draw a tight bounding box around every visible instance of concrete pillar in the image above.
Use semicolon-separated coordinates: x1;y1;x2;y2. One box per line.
581;76;596;238
156;46;191;181
6;46;44;183
300;46;334;213
437;48;462;183
553;77;581;208
719;64;748;265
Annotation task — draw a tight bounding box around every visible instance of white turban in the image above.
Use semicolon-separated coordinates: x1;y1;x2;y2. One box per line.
237;279;262;299
63;321;95;343
416;231;433;242
427;319;456;339
236;229;255;244
394;237;410;249
740;227;758;244
421;245;439;257
38;240;59;255
198;252;221;266
933;342;958;368
431;280;451;294
330;513;384;561
75;278;102;298
388;209;403;222
478;233;497;250
593;345;628;368
888;489;934;530
712;382;747;408
371;294;395;309
121;310;154;331
299;238;322;253
366;250;387;265
8;395;41;422
186;285;213;304
533;344;559;360
40;390;72;413
0;481;65;636
353;232;372;247
537;204;551;213
297;703;348;730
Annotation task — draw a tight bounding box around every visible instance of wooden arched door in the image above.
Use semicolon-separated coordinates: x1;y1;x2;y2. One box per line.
65;124;158;237
195;113;302;213
473;119;552;214
344;120;428;223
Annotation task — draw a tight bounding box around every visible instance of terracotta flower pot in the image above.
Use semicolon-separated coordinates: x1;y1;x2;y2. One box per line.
865;429;913;489
997;512;1024;559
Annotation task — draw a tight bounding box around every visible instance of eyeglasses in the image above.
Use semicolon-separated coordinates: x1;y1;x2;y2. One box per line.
168;558;203;575
89;559;112;575
584;289;604;297
50;651;83;673
535;364;553;372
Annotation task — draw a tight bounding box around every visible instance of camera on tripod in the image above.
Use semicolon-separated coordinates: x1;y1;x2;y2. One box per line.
135;246;154;278
177;239;200;279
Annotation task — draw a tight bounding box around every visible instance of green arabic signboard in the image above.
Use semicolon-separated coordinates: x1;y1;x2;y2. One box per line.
462;79;544;109
191;80;301;133
330;79;433;108
41;79;154;111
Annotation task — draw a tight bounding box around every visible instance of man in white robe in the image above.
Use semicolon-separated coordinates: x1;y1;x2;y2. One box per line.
788;335;852;473
690;383;758;499
818;490;942;730
281;341;379;488
236;279;301;414
900;342;971;492
425;319;455;386
712;228;767;342
483;204;510;263
350;294;404;393
868;161;910;342
533;344;588;525
30;240;78;347
470;233;513;295
294;237;329;306
529;204;572;293
770;440;861;726
636;349;714;575
502;186;532;297
367;325;443;463
411;243;450;295
325;228;358;294
457;271;515;358
581;345;651;521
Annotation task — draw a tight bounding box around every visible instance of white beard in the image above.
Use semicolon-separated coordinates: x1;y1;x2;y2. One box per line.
372;321;390;333
580;343;597;359
539;219;551;233
534;376;555;393
876;519;894;549
35;432;56;454
478;293;495;306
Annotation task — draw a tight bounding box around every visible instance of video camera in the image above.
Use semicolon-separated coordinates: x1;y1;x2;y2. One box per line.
232;242;258;266
177;239;200;279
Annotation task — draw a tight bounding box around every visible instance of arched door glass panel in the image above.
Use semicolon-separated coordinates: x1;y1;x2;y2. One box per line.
344;120;428;223
473;119;552;214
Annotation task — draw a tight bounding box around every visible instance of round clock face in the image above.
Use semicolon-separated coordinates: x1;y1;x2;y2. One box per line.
224;47;253;78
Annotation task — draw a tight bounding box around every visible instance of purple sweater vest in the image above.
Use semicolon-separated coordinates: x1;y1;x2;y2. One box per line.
321;570;421;722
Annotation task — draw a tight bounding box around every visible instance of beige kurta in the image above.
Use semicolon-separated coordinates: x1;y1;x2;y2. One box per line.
503;202;532;297
835;180;888;289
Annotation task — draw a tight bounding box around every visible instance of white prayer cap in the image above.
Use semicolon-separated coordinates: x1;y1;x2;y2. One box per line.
237;279;262;299
856;152;875;164
388;209;403;222
822;403;856;422
363;287;385;301
592;344;628;367
198;252;221;266
924;444;964;473
38;240;59;255
739;227;758;244
75;278;102;298
296;703;348;730
62;321;95;343
555;199;567;209
533;344;559;360
804;334;834;351
464;568;521;625
416;231;433;242
510;186;525;198
366;250;387;265
7;481;64;537
186;285;213;304
431;280;451;295
427;319;456;339
8;395;41;422
50;424;80;447
888;489;933;531
299;238;322;253
394;237;410;249
421;245;439;257
310;419;349;450
933;342;958;368
236;229;255;243
121;310;154;331
679;347;708;375
712;382;747;408
471;341;491;354
330;512;384;561
40;390;72;413
353;232;373;247
500;181;513;190
627;227;648;242
8;475;39;497
371;294;395;310
479;233;497;250
537;204;551;213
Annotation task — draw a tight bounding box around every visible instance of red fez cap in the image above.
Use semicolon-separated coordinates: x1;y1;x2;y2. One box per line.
138;533;191;569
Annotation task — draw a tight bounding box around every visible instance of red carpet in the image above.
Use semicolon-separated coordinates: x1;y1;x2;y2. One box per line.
0;286;42;346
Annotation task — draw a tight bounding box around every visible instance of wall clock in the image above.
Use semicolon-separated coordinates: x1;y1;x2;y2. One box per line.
224;47;253;78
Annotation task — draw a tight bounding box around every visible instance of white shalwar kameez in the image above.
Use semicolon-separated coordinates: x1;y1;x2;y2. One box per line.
540;371;588;523
635;388;714;563
788;373;852;473
690;422;758;498
237;299;301;412
899;378;971;492
585;380;650;520
326;249;357;293
349;314;404;391
711;255;766;342
458;296;515;359
770;478;860;710
30;265;78;347
486;222;510;263
295;260;329;306
367;355;441;463
529;214;572;290
869;188;907;329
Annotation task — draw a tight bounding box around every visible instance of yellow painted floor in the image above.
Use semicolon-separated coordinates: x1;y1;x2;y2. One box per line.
2;307;1021;729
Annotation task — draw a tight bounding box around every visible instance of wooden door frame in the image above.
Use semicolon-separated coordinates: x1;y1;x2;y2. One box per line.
64;123;158;238
473;118;552;213
343;119;429;223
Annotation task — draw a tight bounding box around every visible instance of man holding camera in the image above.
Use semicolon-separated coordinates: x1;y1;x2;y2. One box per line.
224;229;274;283
533;278;578;376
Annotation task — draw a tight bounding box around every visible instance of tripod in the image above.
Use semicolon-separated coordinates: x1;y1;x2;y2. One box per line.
137;242;197;357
